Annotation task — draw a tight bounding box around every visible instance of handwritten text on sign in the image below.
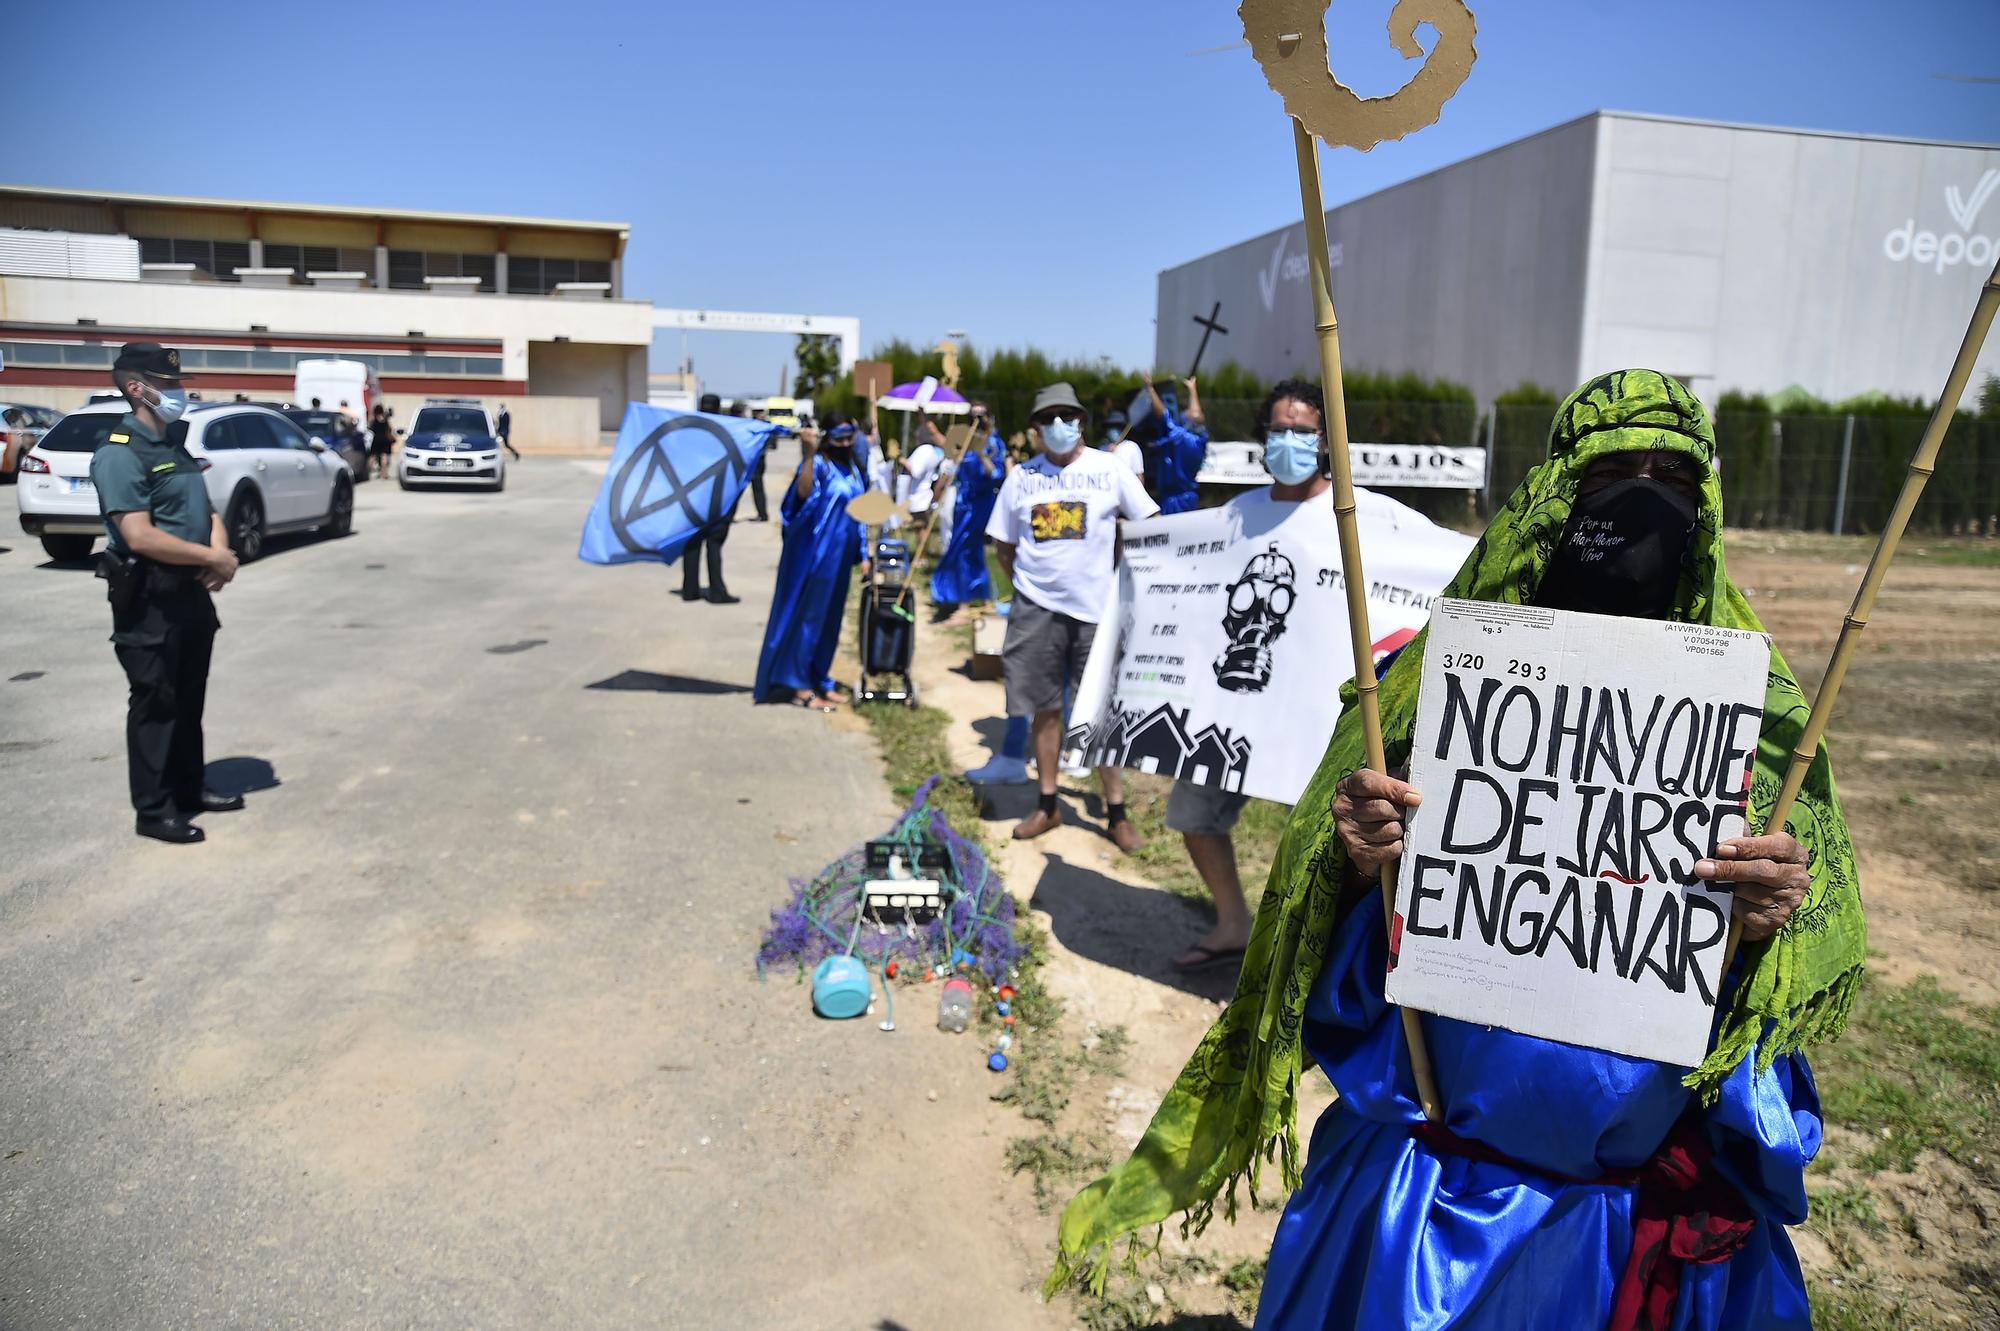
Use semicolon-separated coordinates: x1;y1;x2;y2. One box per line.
1385;601;1770;1067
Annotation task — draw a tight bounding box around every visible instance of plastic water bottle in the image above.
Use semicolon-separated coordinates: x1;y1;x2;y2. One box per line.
937;977;974;1033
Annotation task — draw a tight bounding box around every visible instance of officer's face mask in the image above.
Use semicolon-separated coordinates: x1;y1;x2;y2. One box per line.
1533;475;1699;620
1262;429;1323;486
144;382;189;425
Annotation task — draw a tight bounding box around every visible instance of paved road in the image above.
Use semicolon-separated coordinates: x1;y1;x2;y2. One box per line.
0;463;1062;1330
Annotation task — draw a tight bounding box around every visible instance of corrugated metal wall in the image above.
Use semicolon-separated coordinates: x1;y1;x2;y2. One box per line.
0;229;141;281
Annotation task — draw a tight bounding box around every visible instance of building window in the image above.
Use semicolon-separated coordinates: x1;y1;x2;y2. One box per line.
387;250;497;292
135;236;252;281
261;245;376;280
507;255;611;295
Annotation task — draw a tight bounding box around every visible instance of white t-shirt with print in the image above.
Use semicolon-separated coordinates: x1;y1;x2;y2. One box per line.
987;447;1159;623
1102;439;1144;476
904;442;942;514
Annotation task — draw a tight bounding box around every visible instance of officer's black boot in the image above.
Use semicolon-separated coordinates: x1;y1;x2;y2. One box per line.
137;816;205;844
703;533;738;604
679;540;704;601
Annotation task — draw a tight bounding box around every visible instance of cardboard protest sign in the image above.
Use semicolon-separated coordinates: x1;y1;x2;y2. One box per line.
1063;494;1472;805
1385;600;1769;1067
853;360;894;400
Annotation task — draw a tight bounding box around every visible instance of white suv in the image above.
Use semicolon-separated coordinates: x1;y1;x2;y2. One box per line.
399;401;505;492
15;401;354;562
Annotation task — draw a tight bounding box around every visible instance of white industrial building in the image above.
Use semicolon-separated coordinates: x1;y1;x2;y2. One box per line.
1154;112;2000;409
0;186;654;442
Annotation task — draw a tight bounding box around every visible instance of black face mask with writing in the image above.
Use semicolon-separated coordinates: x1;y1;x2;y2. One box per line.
1533;476;1698;620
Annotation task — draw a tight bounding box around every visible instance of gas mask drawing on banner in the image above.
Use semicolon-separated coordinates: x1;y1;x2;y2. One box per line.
1214;542;1297;693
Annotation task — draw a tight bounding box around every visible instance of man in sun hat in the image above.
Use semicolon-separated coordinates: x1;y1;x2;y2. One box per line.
987;382;1160;850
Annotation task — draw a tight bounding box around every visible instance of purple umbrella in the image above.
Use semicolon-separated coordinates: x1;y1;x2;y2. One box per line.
875;377;972;416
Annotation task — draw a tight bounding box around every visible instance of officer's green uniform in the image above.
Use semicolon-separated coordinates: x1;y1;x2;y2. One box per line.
91;362;221;822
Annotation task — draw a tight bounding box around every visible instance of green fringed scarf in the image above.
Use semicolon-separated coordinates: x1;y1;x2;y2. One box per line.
1047;369;1867;1296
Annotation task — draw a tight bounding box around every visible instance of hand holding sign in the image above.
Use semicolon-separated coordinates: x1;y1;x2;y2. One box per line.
1697;834;1810;942
1332;768;1421;879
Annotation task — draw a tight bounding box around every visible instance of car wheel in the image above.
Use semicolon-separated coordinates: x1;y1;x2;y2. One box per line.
492;471;506;493
398;475;413;491
325;478;354;537
228;488;265;562
40;532;94;562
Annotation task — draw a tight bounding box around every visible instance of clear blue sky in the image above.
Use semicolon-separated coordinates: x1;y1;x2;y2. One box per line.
9;0;1999;398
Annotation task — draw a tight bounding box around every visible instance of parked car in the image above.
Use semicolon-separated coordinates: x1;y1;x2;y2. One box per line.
398;401;505;492
282;408;370;481
1;403;61;482
15;401;354;563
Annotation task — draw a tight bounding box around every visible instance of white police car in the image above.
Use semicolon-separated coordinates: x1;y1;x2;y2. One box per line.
398;401;505;492
15;400;353;562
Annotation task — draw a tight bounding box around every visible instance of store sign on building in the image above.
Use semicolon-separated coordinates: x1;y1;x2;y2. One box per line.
1883;168;1999;276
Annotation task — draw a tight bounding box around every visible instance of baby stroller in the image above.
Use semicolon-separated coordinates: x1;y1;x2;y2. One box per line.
856;537;917;706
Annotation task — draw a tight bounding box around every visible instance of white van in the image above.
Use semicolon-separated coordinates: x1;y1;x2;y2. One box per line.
293;358;380;422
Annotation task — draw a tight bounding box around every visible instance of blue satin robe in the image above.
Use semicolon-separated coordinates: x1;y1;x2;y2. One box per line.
1143;411;1208;514
930;434;1005;605
1256;893;1820;1331
754;453;867;699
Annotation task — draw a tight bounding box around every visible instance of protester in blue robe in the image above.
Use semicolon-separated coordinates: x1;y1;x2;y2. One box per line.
1049;371;1863;1331
754;417;869;710
930;410;1007;613
1253;892;1819;1329
1136;376;1209;514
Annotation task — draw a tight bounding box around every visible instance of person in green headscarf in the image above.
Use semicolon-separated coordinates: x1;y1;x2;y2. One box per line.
1048;370;1865;1331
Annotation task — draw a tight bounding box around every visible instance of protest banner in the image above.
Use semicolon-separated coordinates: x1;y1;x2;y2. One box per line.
1384;599;1769;1067
1197;441;1488;489
1063;496;1471;805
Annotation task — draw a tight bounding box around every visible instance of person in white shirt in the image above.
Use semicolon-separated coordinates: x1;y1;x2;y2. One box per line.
905;423;943;520
987;382;1160;849
1161;378;1456;971
868;438;913;528
1099;407;1145;479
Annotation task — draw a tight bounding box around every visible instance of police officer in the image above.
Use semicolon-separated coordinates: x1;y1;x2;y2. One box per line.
92;343;243;844
678;392;740;604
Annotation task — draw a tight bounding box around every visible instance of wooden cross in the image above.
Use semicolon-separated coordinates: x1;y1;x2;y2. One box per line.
1188;301;1229;377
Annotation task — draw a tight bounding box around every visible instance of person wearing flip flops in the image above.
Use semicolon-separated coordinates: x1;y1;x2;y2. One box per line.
1169;379;1329;972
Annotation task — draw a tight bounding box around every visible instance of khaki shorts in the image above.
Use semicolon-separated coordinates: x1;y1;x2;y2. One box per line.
1165;779;1252;836
1002;594;1097;717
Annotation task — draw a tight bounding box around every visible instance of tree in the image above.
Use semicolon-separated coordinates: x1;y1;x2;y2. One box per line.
793;333;841;400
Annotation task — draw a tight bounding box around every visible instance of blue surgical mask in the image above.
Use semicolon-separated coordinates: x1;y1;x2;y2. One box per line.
1263;429;1322;485
1040;418;1082;457
148;385;189;425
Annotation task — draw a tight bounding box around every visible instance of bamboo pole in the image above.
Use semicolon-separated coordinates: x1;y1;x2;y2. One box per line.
1723;253;2000;975
1291;116;1443;1123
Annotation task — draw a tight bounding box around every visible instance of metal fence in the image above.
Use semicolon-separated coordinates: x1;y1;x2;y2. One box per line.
924;390;2000;535
1491;404;2000;535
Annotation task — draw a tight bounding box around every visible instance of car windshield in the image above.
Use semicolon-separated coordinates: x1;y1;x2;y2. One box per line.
34;413;129;454
413;408;487;435
29;406;63;427
285;410;347;436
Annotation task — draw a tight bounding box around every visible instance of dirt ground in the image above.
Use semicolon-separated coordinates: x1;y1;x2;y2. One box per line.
1726;532;2000;1327
911;529;2000;1328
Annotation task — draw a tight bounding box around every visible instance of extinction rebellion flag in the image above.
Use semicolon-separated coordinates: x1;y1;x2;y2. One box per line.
578;403;780;566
